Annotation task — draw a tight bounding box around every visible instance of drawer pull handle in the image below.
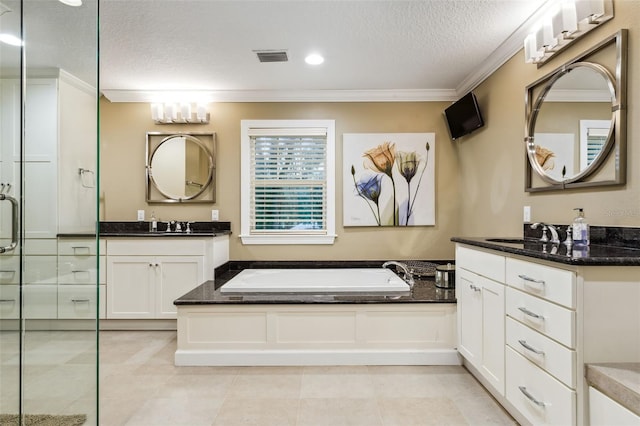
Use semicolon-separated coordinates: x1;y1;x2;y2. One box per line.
71;299;90;303
0;298;16;303
518;339;545;355
0;270;15;274
518;274;545;286
518;306;545;320
518;386;546;407
71;246;91;255
469;284;481;292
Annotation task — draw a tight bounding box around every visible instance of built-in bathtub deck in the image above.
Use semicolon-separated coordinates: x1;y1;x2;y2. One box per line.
174;265;458;367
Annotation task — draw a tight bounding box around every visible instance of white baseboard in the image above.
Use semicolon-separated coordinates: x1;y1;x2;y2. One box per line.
175;348;462;366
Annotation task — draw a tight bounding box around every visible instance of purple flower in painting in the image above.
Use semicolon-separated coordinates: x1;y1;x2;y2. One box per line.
351;165;382;226
356;174;383;203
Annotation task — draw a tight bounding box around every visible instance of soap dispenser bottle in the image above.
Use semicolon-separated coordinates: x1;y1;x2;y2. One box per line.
150;211;157;232
572;208;589;246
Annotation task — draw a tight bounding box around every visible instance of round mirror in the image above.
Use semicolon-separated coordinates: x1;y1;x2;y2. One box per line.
149;134;213;200
526;62;616;184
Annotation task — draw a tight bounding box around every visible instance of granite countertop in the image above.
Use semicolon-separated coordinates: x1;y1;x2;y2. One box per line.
99;220;231;238
175;269;456;305
451;237;640;266
586;363;640;417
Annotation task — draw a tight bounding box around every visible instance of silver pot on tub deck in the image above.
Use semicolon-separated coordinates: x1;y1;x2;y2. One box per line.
435;263;456;289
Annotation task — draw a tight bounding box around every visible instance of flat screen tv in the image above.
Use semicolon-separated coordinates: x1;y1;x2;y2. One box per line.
444;92;484;140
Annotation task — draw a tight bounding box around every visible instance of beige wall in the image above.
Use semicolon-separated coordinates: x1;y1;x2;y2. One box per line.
100;0;639;261
100;101;460;260
458;0;640;236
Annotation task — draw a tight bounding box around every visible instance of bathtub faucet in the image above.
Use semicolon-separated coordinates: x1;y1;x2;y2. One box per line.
382;261;415;289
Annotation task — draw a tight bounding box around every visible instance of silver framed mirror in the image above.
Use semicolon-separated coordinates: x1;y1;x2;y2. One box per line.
146;132;216;203
524;29;627;192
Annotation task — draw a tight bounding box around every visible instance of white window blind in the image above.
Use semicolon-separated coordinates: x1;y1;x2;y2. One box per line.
240;120;336;245
250;132;327;234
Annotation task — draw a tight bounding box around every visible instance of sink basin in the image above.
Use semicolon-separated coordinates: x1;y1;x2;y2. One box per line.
484;238;526;244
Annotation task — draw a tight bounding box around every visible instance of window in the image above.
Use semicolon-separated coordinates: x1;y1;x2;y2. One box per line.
240;120;336;245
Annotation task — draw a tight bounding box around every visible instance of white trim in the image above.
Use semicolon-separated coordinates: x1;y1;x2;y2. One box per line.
175;349;461;366
456;0;556;96
101;89;457;103
240;119;336;245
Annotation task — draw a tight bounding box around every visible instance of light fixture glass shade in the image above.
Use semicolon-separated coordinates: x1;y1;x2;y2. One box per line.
552;2;578;39
196;103;207;121
151;103;164;122
164;103;177;121
180;103;192;121
575;0;605;22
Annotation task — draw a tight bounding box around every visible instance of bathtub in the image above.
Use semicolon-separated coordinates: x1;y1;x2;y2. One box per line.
219;268;410;294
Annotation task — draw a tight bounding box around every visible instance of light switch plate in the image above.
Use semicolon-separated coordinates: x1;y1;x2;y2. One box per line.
523;206;531;223
211;210;219;221
137;210;145;221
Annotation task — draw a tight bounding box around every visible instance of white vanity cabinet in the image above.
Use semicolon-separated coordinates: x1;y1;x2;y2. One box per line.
456;243;640;426
105;238;216;320
456;245;506;396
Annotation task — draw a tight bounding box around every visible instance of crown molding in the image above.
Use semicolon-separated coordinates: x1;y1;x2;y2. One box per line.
455;0;556;97
101;88;457;103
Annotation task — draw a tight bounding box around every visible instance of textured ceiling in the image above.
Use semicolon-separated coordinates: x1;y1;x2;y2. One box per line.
1;0;549;99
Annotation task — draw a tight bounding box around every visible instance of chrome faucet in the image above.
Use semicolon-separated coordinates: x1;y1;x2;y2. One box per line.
382;261;415;288
531;222;560;244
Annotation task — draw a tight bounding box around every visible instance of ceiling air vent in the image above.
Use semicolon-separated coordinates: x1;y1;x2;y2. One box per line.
254;50;288;63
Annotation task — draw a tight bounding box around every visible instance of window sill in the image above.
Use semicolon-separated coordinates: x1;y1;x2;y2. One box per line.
240;234;337;245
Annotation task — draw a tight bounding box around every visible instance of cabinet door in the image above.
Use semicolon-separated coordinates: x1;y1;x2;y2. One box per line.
107;256;154;319
156;256;204;318
481;275;505;395
457;267;482;367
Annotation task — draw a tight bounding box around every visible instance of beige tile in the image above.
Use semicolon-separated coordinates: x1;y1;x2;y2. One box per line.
303;365;370;375
371;372;444;398
153;373;236;399
297;398;383;426
100;397;148;426
126;396;222;426
301;373;376;398
236;365;304;375
213;397;298;426
378;397;469;426
228;373;302;398
453;394;517;425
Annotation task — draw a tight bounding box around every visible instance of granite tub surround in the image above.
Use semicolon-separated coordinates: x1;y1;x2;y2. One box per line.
451;225;640;266
175;260;457;305
99;220;231;237
586;363;640;417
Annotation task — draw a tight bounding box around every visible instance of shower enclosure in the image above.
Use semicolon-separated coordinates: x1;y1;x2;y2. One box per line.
0;0;99;423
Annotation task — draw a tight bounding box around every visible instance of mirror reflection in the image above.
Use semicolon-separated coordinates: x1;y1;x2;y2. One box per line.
147;133;215;202
528;63;615;184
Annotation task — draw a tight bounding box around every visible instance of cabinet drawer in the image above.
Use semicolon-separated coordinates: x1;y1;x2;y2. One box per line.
506;287;575;348
456;245;505;282
58;285;105;319
24;255;58;285
506;258;576;309
58;239;105;256
506;317;576;388
0;256;19;284
0;285;19;319
58;256;106;284
23;285;57;319
506;347;576;426
106;238;209;256
23;238;57;255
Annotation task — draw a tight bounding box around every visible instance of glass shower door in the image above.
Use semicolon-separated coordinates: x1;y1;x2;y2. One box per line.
0;0;99;423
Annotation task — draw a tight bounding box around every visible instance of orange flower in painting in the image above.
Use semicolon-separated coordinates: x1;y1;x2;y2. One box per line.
363;142;396;177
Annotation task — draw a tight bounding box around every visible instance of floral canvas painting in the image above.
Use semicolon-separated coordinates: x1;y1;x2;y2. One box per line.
343;133;435;227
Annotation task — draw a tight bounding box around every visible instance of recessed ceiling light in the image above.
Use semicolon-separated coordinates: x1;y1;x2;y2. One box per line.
58;0;82;6
305;53;324;65
0;33;23;46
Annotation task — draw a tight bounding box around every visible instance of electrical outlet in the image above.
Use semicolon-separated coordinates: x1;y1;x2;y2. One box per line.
523;206;531;223
211;210;219;221
137;210;145;221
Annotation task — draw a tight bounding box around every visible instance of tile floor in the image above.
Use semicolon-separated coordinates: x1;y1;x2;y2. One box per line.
99;330;518;425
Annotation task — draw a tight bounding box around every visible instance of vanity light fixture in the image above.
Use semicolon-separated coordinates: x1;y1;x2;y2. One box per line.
151;102;210;124
524;0;612;66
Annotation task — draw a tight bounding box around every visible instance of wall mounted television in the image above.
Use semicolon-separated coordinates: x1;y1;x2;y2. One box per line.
444;92;484;140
